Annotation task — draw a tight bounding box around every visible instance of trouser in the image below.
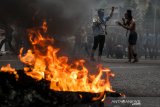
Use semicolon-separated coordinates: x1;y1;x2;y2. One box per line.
128;44;137;61
92;35;105;57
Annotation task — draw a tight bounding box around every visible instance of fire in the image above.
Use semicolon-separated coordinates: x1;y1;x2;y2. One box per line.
0;20;115;100
0;64;19;80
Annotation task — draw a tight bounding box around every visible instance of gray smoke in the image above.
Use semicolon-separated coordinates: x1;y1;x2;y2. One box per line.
0;0;98;56
0;0;96;36
37;0;96;36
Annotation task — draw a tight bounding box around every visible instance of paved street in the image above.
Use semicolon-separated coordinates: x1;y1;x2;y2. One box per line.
0;55;160;106
102;58;160;107
0;55;160;97
103;58;160;97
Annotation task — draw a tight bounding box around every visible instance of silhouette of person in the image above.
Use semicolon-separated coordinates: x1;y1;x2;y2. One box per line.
117;10;138;63
91;7;114;61
0;21;15;55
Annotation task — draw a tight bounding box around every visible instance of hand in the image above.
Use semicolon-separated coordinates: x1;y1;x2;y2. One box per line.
116;21;122;26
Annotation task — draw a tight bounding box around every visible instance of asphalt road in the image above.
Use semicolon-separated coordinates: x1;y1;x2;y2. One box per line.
102;59;160;97
102;58;160;107
0;55;160;107
0;55;160;97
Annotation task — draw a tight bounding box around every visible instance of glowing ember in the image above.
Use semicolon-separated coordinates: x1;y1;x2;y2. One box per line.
0;20;115;101
0;64;19;80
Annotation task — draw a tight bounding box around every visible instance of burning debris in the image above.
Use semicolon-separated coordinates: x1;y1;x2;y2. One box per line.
0;70;121;107
0;21;122;107
0;64;19;80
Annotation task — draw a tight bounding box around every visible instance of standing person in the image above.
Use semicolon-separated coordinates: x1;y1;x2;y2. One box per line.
0;21;15;56
117;10;138;63
91;7;114;61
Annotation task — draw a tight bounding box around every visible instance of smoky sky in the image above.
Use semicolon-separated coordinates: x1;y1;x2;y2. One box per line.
0;0;96;36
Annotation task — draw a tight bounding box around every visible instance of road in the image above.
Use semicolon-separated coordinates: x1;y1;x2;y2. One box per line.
102;58;160;97
102;58;160;107
0;55;160;107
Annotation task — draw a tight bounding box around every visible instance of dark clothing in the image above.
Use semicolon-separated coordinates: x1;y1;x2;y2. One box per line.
92;35;105;56
128;31;137;45
0;38;15;52
128;45;137;61
0;24;15;53
128;31;138;62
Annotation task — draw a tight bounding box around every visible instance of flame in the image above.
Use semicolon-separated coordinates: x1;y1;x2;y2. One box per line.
0;64;19;80
1;20;115;101
20;20;114;93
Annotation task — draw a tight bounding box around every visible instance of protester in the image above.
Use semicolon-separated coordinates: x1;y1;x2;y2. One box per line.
117;10;138;63
91;7;114;61
0;21;15;56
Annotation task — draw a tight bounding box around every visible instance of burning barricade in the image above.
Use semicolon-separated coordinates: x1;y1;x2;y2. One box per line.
0;20;122;107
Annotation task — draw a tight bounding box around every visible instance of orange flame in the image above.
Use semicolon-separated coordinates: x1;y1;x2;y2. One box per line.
19;20;115;93
0;64;19;80
1;20;115;101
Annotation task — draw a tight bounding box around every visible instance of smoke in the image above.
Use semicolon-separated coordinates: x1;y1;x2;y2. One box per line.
37;0;96;36
0;0;97;56
0;0;96;36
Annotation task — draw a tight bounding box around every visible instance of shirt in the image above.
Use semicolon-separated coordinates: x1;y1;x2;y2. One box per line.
92;16;110;36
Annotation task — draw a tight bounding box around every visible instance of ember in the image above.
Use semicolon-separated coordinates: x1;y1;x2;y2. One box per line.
0;20;118;104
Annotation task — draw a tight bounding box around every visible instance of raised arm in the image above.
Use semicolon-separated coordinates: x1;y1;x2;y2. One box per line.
109;7;115;18
105;7;115;23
